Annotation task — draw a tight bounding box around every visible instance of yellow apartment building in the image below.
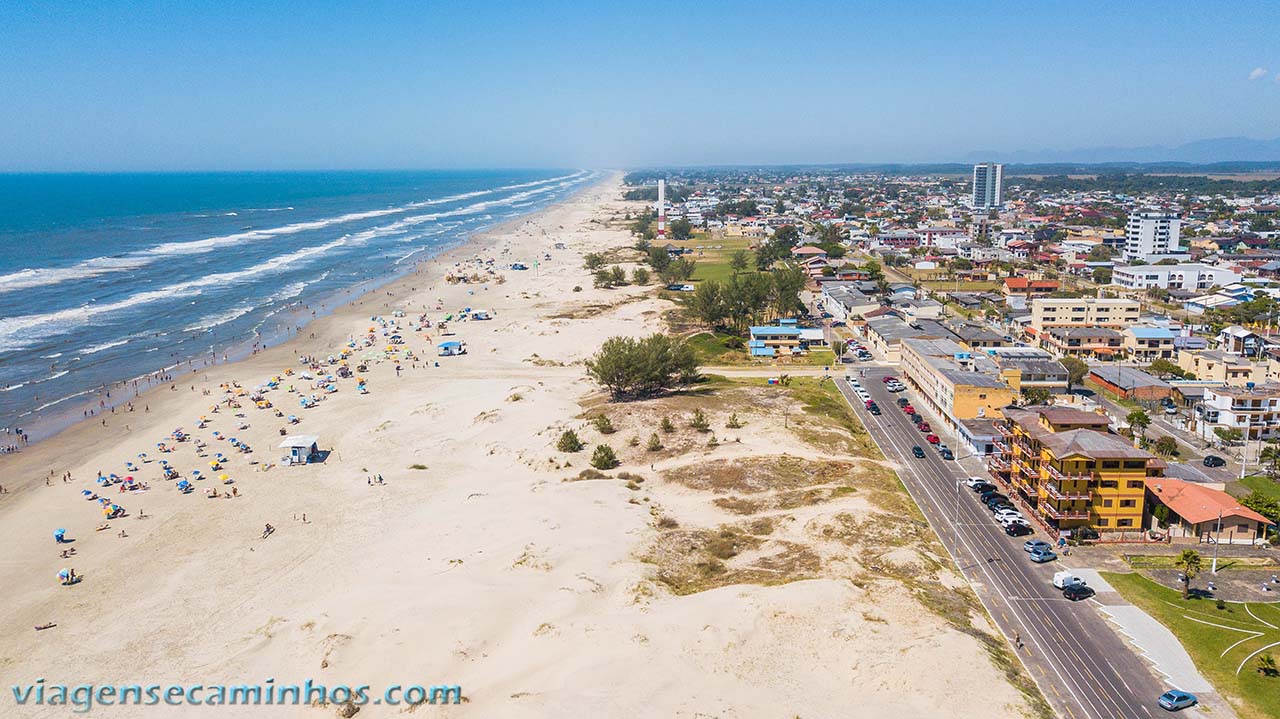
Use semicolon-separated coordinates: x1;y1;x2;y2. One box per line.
901;338;1015;424
1028;297;1141;333
990;406;1164;537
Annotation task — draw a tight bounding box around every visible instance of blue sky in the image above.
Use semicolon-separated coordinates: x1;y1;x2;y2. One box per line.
2;0;1279;170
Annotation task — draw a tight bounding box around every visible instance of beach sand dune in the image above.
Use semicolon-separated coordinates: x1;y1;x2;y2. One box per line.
0;176;1037;717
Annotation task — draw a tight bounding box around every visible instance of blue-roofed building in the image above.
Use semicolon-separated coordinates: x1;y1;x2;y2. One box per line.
749;325;801;356
1122;326;1175;362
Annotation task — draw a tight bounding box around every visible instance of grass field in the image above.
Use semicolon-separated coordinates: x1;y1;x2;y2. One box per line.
1240;475;1280;502
1124;555;1276;571
1102;571;1280;719
662;232;756;284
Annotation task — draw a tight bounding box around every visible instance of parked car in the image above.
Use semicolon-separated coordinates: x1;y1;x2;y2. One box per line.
1029;548;1058;563
1203;455;1226;468
1157;690;1197;711
1164;405;1178;415
926;434;940;444
896;397;909;408
988;501;1015;513
1053;571;1084;589
1005;523;1034;537
1063;584;1096;601
1024;540;1051;553
911;446;926;458
940;449;954;460
970;481;996;494
869;406;881;415
964;477;990;489
980;490;1008;503
903;406;916;415
918;422;932;433
882;376;897;383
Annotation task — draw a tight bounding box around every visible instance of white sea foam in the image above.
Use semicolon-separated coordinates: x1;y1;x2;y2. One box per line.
0;383;26;393
0;171;589;295
81;338;132;354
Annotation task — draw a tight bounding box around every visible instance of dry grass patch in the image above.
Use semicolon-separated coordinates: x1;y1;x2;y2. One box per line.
643;519;818;595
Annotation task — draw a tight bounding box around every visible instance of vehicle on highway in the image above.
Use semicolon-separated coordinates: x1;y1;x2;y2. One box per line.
1004;523;1033;537
1029;547;1058;563
911;446;926;458
1024;539;1051;553
926;433;940;444
940;448;954;460
1063;584;1096;601
1203;455;1226;468
1157;690;1197;711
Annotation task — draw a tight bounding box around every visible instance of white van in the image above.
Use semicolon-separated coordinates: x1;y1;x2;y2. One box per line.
1053;570;1084;589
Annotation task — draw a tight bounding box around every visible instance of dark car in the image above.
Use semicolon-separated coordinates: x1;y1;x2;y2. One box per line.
1203;455;1227;468
1004;523;1034;537
896;397;909;408
980;490;1008;503
989;501;1015;513
912;446;926;458
869;406;881;415
1063;584;1096;601
940;448;954;460
970;482;996;493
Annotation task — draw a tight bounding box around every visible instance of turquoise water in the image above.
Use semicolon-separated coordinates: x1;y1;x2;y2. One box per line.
0;169;595;436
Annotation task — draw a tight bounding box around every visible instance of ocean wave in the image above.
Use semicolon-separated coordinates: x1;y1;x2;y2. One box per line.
0;382;26;392
81;338;132;354
0;171;588;296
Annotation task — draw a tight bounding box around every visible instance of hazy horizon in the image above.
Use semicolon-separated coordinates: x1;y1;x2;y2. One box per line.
4;1;1280;171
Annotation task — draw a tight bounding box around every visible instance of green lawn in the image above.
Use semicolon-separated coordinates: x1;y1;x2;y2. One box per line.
1240;475;1280;503
663;233;757;284
1102;571;1280;719
686;331;839;368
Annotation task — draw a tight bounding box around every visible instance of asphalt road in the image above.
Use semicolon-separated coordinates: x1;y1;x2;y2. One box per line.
836;367;1169;719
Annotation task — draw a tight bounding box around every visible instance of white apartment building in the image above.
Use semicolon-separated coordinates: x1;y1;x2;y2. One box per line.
1124;211;1187;262
1199;384;1280;441
1111;263;1241;291
972;163;1003;210
1029;297;1141;333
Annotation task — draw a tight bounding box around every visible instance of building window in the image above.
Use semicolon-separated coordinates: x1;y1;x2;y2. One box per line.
1102;499;1114;507
1102;461;1120;469
1117;519;1133;527
1100;480;1118;488
1120;499;1136;508
1127;481;1143;489
1097;518;1110;526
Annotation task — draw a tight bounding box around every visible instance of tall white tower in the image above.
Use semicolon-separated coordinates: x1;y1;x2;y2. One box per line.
972;163;1003;211
657;179;666;240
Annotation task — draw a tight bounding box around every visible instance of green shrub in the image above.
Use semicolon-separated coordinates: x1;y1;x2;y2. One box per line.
591;444;619;470
660;416;675;433
557;430;585;453
689;408;710;432
592;414;616;434
646;433;663;451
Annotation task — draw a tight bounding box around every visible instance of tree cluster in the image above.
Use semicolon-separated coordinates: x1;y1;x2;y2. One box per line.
585;334;700;400
684;267;806;333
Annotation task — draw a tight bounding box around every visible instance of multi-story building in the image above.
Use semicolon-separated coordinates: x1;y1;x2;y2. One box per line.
1199;384;1280;441
1123;210;1188;263
1038;326;1124;358
984;347;1070;395
972;163;1003;210
1028;297;1140;333
900;338;1015;426
1111;263;1241;291
1176;349;1269;386
1122;326;1176;361
990;406;1165;537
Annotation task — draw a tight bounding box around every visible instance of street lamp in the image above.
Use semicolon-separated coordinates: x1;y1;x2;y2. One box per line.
1212;508;1223;574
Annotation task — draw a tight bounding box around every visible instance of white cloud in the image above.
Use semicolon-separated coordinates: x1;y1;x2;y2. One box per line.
1249;67;1269;80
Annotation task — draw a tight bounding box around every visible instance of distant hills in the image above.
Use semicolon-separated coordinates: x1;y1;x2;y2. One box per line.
964;137;1280;166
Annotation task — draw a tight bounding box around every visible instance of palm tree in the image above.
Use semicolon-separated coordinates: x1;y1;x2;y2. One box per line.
1175;549;1202;600
1261;443;1280;478
1126;410;1152;442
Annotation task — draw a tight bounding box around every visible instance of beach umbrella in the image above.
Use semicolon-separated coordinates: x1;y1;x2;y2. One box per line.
97;477;109;485
192;470;202;479
81;489;93;497
138;452;147;459
53;529;65;540
218;473;229;481
58;569;70;583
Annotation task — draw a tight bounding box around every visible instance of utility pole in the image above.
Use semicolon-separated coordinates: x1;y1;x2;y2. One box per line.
1212;508;1223;574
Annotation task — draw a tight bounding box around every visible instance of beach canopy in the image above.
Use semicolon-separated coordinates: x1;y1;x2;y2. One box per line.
54;529;65;539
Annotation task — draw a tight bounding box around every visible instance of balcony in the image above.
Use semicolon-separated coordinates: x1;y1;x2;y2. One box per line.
992;438;1009;453
988;455;1009;471
1039;504;1091;521
996;423;1013;438
1045;464;1092;483
1042;482;1091;502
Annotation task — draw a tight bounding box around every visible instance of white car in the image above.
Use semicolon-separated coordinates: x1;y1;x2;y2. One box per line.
964;476;990;489
999;516;1031;529
995;509;1025;522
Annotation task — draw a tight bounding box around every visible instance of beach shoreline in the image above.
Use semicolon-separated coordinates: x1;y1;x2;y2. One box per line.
0;173;605;457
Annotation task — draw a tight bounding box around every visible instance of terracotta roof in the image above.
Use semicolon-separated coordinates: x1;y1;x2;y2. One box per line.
1004;277;1060;291
1145;478;1271;526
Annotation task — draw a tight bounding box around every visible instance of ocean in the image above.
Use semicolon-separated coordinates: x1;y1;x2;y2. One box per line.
0;169;596;438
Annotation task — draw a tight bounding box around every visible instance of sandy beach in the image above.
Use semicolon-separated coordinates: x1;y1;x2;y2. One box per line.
0;174;1040;718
